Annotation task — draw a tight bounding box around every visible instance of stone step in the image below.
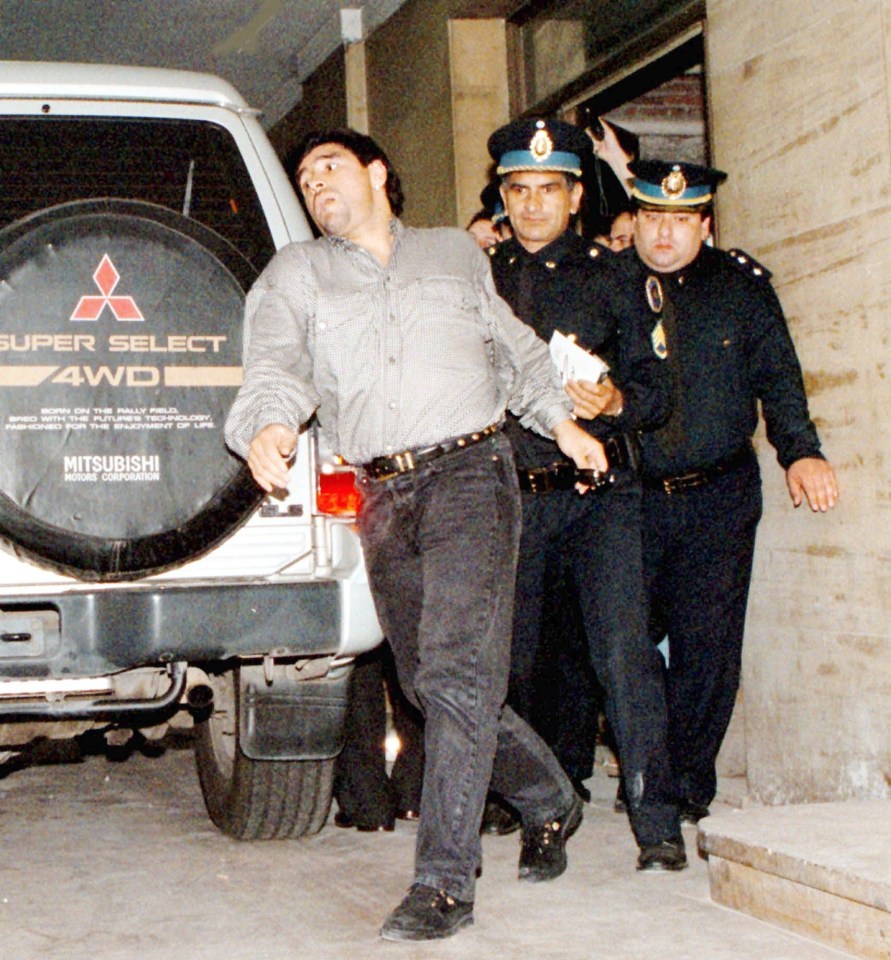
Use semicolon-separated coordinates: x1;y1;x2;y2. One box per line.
699;800;891;959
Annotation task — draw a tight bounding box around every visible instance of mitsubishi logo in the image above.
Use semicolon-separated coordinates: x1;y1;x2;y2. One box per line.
70;254;144;322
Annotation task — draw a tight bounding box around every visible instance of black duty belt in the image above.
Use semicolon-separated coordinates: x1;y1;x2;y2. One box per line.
642;445;754;496
361;422;502;481
516;432;640;495
517;462;612;493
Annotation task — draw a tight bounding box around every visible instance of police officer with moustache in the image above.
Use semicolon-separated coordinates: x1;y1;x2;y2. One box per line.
573;160;839;824
485;117;687;872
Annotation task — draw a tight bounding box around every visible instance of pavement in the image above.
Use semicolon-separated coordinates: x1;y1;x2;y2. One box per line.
0;735;858;960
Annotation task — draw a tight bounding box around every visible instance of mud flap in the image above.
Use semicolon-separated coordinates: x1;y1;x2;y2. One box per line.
237;662;350;761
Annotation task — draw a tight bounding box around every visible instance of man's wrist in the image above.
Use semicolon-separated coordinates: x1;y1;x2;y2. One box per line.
604;390;624;418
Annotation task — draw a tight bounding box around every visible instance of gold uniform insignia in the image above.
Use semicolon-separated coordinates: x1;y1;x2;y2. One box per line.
645;275;664;313
530;123;554;163
645;275;667;359
662;167;687;199
651;320;668;359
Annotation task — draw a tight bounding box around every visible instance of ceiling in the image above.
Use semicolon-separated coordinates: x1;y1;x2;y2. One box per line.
0;0;413;128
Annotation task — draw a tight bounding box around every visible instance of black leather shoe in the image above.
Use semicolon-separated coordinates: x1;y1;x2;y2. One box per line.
480;799;520;836
570;778;592;803
395;808;420;822
679;799;710;824
613;783;627;814
380;884;474;941
636;837;688;872
518;795;583;882
333;810;394;832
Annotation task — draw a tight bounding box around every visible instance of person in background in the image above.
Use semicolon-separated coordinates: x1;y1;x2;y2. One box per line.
333;642;424;831
581;113;638;241
225;128;604;942
596;202;635;252
467;180;511;249
571;159;839;824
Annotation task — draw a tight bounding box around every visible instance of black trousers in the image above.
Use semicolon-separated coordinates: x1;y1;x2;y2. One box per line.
510;472;679;846
532;561;601;785
333;642;424;824
642;459;763;806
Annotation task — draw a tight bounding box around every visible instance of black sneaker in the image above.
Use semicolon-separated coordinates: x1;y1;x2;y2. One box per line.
518;795;583;883
636;837;688;872
379;884;474;942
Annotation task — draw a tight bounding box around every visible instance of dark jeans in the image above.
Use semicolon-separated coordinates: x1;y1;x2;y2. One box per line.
357;433;574;902
511;471;679;846
643;459;763;807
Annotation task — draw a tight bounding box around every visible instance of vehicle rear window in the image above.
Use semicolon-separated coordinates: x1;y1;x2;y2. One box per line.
0;116;276;270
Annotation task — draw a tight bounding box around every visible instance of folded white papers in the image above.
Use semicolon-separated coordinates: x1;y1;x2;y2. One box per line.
549;330;609;385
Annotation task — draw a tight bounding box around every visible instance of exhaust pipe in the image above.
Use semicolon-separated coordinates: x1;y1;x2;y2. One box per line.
185;682;214;721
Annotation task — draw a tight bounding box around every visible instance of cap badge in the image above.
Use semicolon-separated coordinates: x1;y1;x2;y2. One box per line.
661;167;687;199
645;275;664;313
530;126;554;163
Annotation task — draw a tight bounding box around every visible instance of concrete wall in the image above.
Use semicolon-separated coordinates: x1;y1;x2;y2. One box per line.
269;47;348;168
706;0;891;803
364;0;458;227
269;3;510;229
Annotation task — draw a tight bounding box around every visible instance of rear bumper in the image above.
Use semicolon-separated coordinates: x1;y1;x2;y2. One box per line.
0;580;370;678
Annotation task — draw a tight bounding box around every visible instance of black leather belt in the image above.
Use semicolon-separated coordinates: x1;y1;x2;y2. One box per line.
517;432;639;494
642;445;754;495
517;462;612;493
362;422;502;481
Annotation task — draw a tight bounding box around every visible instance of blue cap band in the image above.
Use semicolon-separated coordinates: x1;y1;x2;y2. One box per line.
497;149;582;176
632;179;713;205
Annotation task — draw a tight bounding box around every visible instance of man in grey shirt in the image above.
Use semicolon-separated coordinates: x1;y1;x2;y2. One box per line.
225;128;606;942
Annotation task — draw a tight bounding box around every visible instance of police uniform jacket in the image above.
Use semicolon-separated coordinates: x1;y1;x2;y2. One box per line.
610;244;824;478
489;230;670;471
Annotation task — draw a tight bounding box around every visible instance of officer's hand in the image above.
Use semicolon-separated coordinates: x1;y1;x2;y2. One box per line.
552;418;608;492
246;423;298;493
786;457;839;512
567;376;623;420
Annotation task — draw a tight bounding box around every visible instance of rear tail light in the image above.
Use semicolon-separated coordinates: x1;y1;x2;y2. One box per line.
317;463;362;516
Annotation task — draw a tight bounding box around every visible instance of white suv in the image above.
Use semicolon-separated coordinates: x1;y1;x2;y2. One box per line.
0;61;382;839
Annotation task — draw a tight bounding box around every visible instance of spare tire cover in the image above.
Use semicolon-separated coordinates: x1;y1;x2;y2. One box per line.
0;199;263;581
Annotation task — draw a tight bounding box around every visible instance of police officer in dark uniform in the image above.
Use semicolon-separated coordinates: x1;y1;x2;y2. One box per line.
485;118;686;871
573;160;839;823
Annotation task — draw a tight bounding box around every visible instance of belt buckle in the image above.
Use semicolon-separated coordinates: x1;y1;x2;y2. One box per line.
393;450;415;473
663;471;705;495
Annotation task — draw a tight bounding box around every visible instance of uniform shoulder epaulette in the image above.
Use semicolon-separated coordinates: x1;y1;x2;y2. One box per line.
725;248;772;281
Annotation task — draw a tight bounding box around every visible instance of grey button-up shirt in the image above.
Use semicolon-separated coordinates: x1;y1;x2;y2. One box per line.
225;221;572;465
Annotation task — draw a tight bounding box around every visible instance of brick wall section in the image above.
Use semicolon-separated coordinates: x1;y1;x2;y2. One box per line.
608;72;708;165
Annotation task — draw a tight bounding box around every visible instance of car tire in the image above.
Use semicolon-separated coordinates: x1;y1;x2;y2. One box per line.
193;665;334;840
